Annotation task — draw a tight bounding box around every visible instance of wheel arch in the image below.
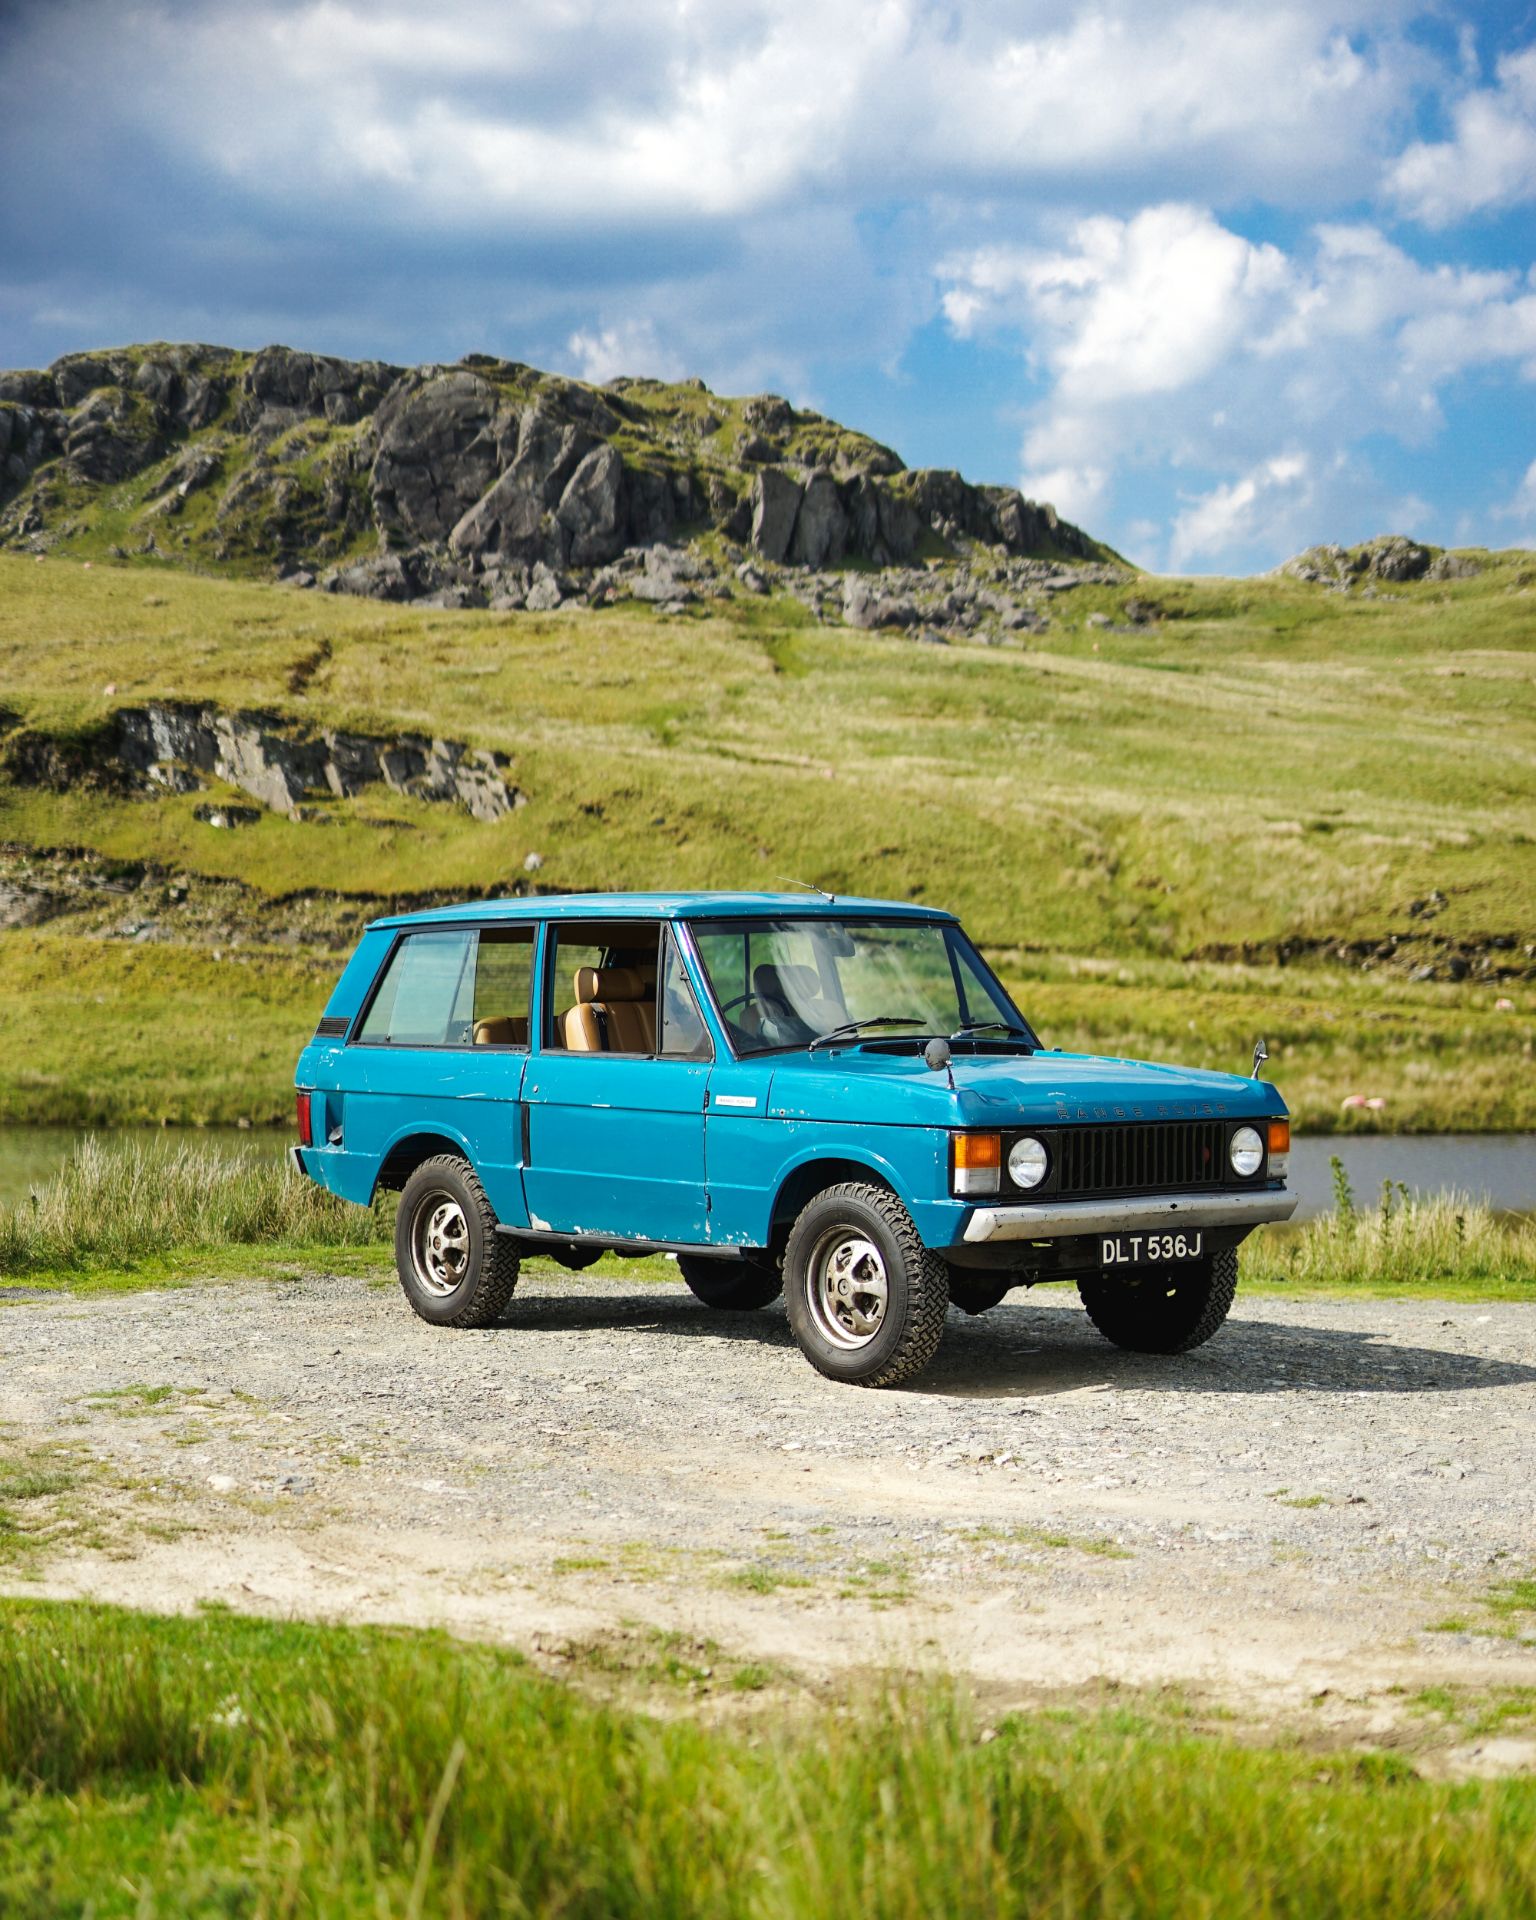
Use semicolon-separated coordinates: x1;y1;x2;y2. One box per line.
765;1153;901;1255
374;1129;477;1199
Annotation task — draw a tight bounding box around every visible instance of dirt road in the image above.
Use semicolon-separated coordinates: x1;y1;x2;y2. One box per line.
4;1266;1534;1752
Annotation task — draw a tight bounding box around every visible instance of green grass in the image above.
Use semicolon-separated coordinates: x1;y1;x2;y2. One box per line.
0;1137;390;1280
2;1140;1530;1300
1;1598;1535;1918
0;550;1531;1130
1245;1190;1536;1298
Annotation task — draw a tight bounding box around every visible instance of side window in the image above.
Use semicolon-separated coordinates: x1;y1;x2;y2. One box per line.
472;929;535;1046
658;931;711;1060
547;921;662;1054
357;930;476;1046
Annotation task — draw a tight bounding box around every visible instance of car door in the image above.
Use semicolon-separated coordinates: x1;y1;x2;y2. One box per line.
332;922;533;1223
521;920;711;1243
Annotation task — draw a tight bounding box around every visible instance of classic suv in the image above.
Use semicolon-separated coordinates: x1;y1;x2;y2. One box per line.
292;892;1297;1387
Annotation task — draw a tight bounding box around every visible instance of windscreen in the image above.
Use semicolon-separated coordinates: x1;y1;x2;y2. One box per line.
690;918;1029;1056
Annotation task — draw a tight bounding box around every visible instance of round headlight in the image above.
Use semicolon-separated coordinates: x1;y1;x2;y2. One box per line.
1229;1125;1264;1178
1008;1136;1049;1190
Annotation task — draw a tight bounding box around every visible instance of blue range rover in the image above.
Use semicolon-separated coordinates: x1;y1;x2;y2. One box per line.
292;892;1296;1387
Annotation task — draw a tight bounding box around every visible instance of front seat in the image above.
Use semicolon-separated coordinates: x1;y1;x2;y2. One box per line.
563;966;657;1053
752;962;822;1045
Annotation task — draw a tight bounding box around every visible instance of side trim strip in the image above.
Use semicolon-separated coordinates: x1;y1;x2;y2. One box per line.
497;1226;746;1259
962;1187;1298;1244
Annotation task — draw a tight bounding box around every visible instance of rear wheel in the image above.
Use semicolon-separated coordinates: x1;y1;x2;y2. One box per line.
1077;1247;1237;1354
947;1275;1013;1316
783;1183;949;1387
676;1252;783;1312
394;1155;520;1329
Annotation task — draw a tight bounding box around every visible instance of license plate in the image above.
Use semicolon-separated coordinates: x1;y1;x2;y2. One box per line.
1100;1230;1204;1268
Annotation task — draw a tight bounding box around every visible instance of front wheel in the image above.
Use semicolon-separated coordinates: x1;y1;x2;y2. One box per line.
1077;1247;1237;1354
783;1183;949;1387
676;1252;783;1312
394;1155;520;1328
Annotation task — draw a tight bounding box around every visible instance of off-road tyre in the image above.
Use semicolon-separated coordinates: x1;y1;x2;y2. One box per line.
947;1275;1013;1316
783;1182;950;1387
676;1252;783;1311
1077;1246;1237;1354
394;1154;521;1329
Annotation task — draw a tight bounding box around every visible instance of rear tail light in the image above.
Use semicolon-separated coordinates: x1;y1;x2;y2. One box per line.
951;1132;1001;1196
296;1089;314;1148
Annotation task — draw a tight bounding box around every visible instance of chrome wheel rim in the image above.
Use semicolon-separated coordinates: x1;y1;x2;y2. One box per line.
807;1228;889;1350
411;1192;470;1296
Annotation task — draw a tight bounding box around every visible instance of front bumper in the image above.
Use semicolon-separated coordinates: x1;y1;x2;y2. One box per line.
962;1186;1297;1244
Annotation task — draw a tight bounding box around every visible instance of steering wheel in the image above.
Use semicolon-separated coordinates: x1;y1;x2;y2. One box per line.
717;990;758;1017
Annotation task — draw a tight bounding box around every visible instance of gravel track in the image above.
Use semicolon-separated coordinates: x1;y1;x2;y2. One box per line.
3;1267;1535;1743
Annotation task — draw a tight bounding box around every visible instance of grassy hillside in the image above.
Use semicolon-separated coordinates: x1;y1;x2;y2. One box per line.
0;547;1531;1131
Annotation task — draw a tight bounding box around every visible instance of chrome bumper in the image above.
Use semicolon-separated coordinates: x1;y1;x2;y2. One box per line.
288;1144;308;1178
962;1187;1298;1244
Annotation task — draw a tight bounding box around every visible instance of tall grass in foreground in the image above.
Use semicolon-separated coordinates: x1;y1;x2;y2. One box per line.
1247;1178;1536;1292
1;1599;1533;1919
0;1137;389;1276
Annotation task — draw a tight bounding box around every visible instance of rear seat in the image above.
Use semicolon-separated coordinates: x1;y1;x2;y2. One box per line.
472;1015;529;1046
562;966;656;1053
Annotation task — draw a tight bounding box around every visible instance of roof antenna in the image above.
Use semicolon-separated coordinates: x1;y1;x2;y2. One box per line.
774;876;837;902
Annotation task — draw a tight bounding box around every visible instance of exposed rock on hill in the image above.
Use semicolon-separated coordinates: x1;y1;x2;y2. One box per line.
1;704;521;823
1279;535;1481;590
0;342;1116;610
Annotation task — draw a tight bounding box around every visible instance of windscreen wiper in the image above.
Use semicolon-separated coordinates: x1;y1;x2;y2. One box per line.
805;1016;928;1052
950;1019;1035;1049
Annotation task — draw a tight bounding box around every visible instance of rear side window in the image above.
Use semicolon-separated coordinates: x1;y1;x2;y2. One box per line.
357;927;535;1047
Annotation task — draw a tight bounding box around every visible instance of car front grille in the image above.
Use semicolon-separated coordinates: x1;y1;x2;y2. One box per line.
1053;1120;1230;1197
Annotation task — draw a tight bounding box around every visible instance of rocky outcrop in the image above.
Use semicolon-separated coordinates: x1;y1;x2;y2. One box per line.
3;705;521;823
0;339;1115;599
1280;535;1483;590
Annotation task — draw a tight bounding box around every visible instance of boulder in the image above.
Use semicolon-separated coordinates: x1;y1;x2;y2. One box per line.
0;370;57;407
373;372;501;547
1361;534;1431;582
751;467;803;563
64;390;160;484
449;403;597;564
745;394;794;435
789;468;847;568
626;467;677;545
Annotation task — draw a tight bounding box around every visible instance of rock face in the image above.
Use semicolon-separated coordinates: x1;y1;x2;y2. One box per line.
1280;534;1479;589
0;340;1116;599
3;705;521;823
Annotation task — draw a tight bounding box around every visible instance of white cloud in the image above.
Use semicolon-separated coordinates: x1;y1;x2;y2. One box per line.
1495;457;1536;547
3;0;1427;232
1389;44;1536;226
940;205;1536;567
1168;454;1312;570
564;319;684;385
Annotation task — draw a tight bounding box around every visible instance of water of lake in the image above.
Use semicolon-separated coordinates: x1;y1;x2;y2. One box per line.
0;1125;1529;1218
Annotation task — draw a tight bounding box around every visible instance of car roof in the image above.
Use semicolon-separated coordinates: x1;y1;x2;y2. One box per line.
368;891;957;932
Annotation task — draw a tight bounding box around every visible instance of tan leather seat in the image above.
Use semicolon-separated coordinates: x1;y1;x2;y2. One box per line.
562;966;656;1053
473;1015;528;1046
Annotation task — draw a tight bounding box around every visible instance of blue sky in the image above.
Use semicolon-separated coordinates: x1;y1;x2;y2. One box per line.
1;0;1533;572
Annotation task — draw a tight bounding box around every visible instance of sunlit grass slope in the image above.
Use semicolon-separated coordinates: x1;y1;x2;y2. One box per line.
0;548;1530;1129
